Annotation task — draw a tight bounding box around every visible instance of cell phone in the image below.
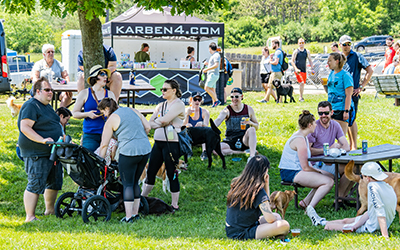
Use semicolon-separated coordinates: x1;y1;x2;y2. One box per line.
94;111;101;115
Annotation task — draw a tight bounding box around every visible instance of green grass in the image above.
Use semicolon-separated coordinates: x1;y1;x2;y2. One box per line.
1;90;400;249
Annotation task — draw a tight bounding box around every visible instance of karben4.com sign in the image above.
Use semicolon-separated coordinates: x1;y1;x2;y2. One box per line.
103;23;224;37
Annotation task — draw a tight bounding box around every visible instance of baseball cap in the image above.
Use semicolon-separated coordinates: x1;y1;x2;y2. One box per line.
361;162;388;181
231;87;243;94
339;35;352;44
191;91;202;98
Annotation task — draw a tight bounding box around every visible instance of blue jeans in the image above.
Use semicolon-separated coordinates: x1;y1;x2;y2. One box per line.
82;132;102;152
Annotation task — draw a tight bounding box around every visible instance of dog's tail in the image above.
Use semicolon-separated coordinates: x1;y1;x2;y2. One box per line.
210;118;221;135
344;160;360;182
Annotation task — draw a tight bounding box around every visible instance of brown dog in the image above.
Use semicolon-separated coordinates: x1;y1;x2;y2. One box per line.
6;96;23;117
139;160;187;194
345;160;400;222
269;190;296;219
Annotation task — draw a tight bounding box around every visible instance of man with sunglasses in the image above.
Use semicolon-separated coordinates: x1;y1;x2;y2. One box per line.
291;38;314;102
31;44;71;108
307;101;352;206
214;88;259;162
18;77;63;222
339;35;373;151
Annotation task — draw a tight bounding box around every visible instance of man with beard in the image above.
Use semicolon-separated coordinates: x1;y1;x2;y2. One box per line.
307;101;353;207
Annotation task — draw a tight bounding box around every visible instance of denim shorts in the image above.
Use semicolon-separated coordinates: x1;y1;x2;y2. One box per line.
25;156;63;194
205;73;219;88
280;169;301;183
226;221;259;240
82;132;102;152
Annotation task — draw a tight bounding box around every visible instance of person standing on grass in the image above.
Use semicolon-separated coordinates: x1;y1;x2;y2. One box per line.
203;42;221;107
322;162;396;240
264;39;281;102
291;38;314;102
383;37;395;72
339;35;373;151
18;77;63;222
225;155;290;240
258;47;275;103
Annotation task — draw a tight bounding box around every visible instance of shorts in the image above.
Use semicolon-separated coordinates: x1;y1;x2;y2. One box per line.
344;215;369;233
205;73;219;88
82;132;102;152
280;169;301;183
294;71;307;83
223;137;249;151
313;162;336;176
332;110;355;127
25;156;63;194
261;73;271;84
351;95;360;124
226;221;259;240
268;71;283;89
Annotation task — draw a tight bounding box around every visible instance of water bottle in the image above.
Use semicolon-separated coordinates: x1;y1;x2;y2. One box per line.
167;125;174;140
235;139;242;150
129;69;136;85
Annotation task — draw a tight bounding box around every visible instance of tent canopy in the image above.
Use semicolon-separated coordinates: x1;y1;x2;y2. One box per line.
102;5;224;39
6;48;17;57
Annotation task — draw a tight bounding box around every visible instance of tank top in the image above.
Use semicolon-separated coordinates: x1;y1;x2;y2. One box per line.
295;49;308;73
83;88;108;134
225;104;249;140
113;107;151;156
279;134;311;171
188;107;203;127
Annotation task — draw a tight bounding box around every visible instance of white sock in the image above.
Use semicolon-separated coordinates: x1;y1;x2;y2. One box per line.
320;220;327;226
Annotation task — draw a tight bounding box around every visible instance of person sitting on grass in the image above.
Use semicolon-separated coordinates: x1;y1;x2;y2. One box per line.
322;162;396;239
225;155;290;240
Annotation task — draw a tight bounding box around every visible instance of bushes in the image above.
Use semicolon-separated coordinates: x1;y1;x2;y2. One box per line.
225;16;264;48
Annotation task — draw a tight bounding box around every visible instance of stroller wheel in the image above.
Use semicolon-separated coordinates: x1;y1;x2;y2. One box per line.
82;195;112;223
139;196;149;216
55;192;82;219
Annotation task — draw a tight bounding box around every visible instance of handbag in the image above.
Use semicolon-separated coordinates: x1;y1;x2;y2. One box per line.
161;102;193;163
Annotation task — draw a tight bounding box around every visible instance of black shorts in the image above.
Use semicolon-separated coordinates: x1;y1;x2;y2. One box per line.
226;222;259;240
261;73;271;84
223;137;249;151
332;109;355;127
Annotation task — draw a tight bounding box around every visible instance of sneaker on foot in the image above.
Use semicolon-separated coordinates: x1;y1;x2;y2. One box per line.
306;205;325;226
212;100;221;108
200;151;208;161
257;99;268;103
299;98;305;102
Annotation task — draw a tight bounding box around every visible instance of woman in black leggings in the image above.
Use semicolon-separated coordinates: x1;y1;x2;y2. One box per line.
141;79;185;210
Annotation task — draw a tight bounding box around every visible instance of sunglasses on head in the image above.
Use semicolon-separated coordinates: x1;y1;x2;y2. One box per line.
342;43;351;47
193;97;202;102
318;111;330;116
98;71;107;77
42;88;54;93
160;88;171;92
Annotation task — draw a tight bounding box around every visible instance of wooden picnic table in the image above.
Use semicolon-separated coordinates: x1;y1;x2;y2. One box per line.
51;79;155;109
309;144;400;211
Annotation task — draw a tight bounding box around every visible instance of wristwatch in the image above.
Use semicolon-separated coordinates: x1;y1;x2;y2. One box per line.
344;109;349;113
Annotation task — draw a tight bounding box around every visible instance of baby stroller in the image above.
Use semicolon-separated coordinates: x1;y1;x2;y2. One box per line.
49;138;149;223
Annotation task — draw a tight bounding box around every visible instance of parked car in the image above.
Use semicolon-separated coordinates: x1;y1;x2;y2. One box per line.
0;19;11;92
353;35;391;52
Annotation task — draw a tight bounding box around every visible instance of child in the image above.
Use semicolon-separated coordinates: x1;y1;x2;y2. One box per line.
322;162;396;239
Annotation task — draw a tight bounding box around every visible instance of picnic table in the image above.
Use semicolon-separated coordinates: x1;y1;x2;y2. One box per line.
51;79;155;109
309;144;400;211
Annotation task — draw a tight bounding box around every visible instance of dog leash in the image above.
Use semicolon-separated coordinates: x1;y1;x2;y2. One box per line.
161;101;179;177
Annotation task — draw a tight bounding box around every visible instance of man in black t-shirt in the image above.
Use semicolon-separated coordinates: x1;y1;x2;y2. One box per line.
18;77;63;222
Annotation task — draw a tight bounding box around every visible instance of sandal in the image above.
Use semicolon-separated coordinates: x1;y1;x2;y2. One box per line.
299;200;308;210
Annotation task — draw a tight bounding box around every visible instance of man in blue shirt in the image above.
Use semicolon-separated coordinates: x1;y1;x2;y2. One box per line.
77;45;123;100
339;35;373;150
264;39;282;102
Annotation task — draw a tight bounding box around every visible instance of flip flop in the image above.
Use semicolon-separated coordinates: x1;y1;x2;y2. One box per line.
299;200;308;210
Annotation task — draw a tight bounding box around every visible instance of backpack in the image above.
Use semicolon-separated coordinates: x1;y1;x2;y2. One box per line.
279;49;289;73
225;57;233;77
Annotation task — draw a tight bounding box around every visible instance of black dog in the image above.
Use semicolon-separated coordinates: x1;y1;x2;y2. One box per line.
144;196;175;215
185;118;226;169
272;79;296;103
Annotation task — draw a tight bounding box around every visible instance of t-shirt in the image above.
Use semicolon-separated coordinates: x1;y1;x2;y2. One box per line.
327;69;354;111
384;47;396;69
343;50;370;89
226;188;269;234
365;181;397;233
77;45;117;72
307;119;344;157
17;98;63;157
32;59;65;80
271;48;283;73
208;51;221;75
134;51;150;63
260;57;271;74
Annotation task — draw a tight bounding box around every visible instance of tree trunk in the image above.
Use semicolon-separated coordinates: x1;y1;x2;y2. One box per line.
78;1;105;89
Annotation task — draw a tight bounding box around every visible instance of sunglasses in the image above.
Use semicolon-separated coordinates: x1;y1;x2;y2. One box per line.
230;95;240;99
98;71;108;77
193;97;202;102
299;42;305;44
342;43;351;47
318;111;330;116
160;88;171;92
46;51;55;54
42;88;54;92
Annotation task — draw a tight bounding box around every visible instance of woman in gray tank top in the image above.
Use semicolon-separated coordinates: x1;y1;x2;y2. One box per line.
278;110;334;226
98;98;151;223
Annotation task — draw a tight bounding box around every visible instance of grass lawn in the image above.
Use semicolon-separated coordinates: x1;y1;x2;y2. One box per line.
0;89;400;249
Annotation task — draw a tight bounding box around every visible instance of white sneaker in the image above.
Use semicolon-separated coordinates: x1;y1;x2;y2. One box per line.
306;205;326;226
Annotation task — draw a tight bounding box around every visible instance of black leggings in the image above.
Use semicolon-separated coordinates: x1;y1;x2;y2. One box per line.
119;153;150;202
145;141;180;192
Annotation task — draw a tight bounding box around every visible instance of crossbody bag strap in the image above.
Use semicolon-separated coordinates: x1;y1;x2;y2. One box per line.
90;88;105;121
162;101;176;163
